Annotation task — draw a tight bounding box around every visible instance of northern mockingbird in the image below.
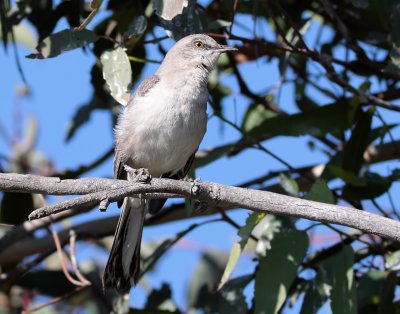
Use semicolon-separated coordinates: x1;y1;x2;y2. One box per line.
103;34;237;293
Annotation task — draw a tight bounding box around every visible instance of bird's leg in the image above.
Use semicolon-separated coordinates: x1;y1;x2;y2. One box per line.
123;165;151;183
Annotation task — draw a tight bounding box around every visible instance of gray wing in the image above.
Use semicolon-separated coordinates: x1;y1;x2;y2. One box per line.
132;74;160;99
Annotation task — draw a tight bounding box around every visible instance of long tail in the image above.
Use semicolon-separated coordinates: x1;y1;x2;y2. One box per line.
103;197;146;294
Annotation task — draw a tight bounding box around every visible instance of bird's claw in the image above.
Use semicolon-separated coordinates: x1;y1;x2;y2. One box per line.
123;166;151;183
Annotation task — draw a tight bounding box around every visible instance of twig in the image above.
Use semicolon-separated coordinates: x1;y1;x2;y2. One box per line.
69;230;91;286
50;225;84;286
22;286;87;314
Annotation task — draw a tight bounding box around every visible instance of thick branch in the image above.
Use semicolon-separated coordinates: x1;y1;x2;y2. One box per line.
0;173;400;243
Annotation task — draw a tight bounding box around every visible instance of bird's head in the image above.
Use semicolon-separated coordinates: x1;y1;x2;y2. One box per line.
162;34;237;73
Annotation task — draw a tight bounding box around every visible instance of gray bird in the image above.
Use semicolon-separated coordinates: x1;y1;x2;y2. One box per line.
103;34;237;293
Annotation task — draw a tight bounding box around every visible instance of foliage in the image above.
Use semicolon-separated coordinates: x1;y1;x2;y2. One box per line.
1;0;400;313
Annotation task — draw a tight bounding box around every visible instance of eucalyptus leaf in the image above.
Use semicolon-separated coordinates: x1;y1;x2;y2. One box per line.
254;228;308;314
26;28;98;59
305;178;335;204
100;47;132;106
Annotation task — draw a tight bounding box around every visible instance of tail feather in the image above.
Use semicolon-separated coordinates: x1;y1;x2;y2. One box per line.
103;198;146;294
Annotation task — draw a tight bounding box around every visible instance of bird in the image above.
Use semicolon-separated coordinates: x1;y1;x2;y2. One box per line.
103;33;237;294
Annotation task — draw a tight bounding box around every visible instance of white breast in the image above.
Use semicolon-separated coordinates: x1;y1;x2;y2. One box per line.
115;77;208;177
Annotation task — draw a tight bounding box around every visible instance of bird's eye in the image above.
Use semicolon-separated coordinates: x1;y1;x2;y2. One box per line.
194;41;204;48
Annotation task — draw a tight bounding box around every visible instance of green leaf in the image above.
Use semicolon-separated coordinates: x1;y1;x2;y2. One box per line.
26;28;98;59
368;124;398;143
145;283;179;313
124;15;147;46
247;103;356;139
327;164;366;186
357;270;386;310
218;212;265;290
242;103;277;133
300;277;330;314
305;178;335;204
0;192;34;225
254;228;309;314
385;250;400;271
279;173;299;197
256;216;283;256
320;245;357;314
343;172;392;200
238;212;265;249
66;96;108;141
217;242;241;290
342;108;373;174
207;19;232;30
100;47;132;105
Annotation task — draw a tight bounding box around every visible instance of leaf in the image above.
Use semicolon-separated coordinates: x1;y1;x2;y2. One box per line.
124;15;147;46
342;108;373;175
145;283;179;313
357;270;386;311
153;0;207;40
207;19;232;30
217;242;241;290
26;28;98;59
327;164;366;186
241;103;277;133
305;178;335;204
385;250;400;271
255;216;283;257
254;228;308;314
319;245;357;314
217;212;264;290
247;103;356;139
238;212;266;249
100;47;132;106
368;124;398;143
300;278;330;314
279;173;299;197
0;192;34;224
0;23;37;49
343;172;392;200
65;95;108;141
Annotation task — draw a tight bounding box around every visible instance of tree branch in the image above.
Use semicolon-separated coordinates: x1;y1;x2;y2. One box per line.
0;173;400;244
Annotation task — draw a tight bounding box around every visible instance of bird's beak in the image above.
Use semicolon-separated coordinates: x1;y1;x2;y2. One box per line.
214;44;238;52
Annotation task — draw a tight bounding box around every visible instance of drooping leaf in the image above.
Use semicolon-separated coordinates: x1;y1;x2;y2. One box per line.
153;0;207;40
217;242;241;291
145;283;179;313
368;124;398;144
255;216;283;257
342;108;373;175
66;95;108;141
385;250;400;271
242;103;277;133
26;28;98;59
217;212;265;290
124;15;147;46
100;46;132;106
246;103;356;139
254;228;308;314
343;172;392;200
319;245;357;314
238;212;266;249
327;164;366;186
300;277;330;314
279;173;299;197
305;178;335;204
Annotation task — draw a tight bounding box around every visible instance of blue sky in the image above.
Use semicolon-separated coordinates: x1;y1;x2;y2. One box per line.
1;3;399;313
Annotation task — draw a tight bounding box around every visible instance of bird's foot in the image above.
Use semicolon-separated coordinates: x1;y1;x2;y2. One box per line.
123;166;151;183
